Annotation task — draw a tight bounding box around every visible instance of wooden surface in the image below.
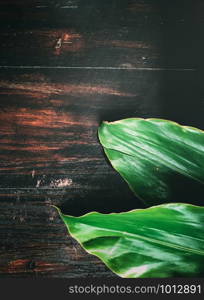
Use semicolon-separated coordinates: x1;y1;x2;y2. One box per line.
0;0;203;278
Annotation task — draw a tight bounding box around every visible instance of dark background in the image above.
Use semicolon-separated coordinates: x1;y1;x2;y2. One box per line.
0;0;203;278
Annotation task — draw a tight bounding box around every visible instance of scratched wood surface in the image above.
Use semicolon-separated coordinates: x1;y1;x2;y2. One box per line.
0;0;203;278
0;0;202;68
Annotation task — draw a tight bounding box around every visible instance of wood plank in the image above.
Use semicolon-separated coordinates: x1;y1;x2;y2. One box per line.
0;0;201;68
1;69;202;178
0;69;203;212
0;202;115;277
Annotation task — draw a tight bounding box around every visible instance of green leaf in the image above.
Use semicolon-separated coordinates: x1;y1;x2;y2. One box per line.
98;118;204;205
57;203;204;278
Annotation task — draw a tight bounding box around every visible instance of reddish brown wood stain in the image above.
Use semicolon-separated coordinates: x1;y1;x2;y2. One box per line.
4;259;72;273
127;1;158;13
54;32;84;55
7;259;30;273
0;108;97;127
97;40;154;49
0;81;134;97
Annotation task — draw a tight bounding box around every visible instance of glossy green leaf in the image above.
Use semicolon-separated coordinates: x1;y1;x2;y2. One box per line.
98;118;204;205
58;203;204;278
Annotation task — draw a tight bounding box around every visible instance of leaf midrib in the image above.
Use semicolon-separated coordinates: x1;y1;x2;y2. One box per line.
105;144;203;184
79;223;204;256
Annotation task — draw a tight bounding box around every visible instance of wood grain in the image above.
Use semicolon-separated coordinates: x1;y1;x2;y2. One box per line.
0;202;115;278
0;0;201;68
0;69;202;187
0;68;203;277
0;0;203;278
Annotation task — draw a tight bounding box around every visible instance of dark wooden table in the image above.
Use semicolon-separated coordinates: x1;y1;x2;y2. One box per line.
0;0;203;278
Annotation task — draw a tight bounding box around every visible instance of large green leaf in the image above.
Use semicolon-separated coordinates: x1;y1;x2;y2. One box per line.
98;118;204;205
57;203;204;278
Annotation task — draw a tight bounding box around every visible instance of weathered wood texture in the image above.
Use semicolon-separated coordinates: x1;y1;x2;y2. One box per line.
0;0;202;68
0;0;203;278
